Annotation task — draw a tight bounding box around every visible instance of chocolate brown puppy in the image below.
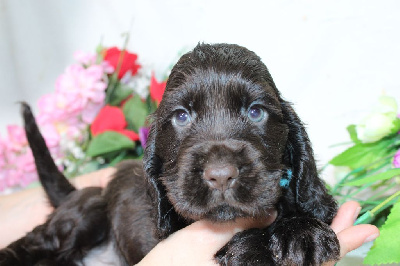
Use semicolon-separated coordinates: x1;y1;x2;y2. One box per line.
0;43;339;266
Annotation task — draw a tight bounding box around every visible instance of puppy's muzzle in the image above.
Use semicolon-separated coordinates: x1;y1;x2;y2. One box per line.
203;163;239;192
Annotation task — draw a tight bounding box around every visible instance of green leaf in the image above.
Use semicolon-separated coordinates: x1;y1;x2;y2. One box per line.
364;198;400;264
122;97;149;132
346;124;361;144
391;118;400;134
329;138;394;169
109;84;134;106
344;168;400;186
86;131;135;157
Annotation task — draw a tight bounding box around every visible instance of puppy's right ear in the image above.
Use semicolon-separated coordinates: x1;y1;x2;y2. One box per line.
143;123;185;239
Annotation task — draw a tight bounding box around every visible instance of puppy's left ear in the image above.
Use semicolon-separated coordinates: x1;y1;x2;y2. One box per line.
143;123;186;240
280;100;337;224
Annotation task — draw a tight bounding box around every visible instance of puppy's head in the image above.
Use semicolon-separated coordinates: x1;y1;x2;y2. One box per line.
144;43;336;239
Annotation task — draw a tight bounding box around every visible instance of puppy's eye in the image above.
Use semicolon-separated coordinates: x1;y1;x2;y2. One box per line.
248;106;266;122
172;110;191;127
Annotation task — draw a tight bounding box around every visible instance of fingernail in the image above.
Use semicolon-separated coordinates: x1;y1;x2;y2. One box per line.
364;233;379;243
353;207;362;223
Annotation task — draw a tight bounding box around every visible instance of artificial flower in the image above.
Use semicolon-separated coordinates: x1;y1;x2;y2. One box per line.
81;101;105;124
0;138;6;169
0;43;166;191
0;128;39;190
104;47;140;79
150;73;166;103
91;105;139;141
6;125;28;152
394;149;400;168
122;68;151;99
73;50;97;66
139;127;150;148
56;64;107;107
356;95;399;143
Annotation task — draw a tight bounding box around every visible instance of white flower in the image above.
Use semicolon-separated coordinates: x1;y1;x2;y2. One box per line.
356;95;398;143
122;67;151;99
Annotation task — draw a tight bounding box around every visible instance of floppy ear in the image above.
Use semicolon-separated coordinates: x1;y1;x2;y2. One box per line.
280;100;338;224
143;123;187;240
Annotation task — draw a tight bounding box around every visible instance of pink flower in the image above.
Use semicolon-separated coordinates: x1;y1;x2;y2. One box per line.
73;50;114;74
56;64;106;106
37;93;81;123
39;123;62;148
5;125;27;152
101;61;115;74
73;50;97;66
81;101;104;124
36;61;108;150
0;136;7;168
394;149;400;168
0;131;39;191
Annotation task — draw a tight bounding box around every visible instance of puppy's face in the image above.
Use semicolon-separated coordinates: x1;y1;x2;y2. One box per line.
152;45;289;222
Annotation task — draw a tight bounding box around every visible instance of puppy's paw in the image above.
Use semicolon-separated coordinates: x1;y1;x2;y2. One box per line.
268;217;340;265
215;217;339;266
215;228;274;266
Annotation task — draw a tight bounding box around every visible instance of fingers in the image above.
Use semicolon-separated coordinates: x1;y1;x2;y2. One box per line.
331;201;361;233
137;210;277;266
330;201;380;259
73;167;116;189
337;224;379;257
137;220;233;266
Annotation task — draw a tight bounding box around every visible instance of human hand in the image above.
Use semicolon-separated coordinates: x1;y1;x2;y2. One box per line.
324;201;380;265
70;167;116;189
137;211;278;266
137;201;379;266
0;167;116;248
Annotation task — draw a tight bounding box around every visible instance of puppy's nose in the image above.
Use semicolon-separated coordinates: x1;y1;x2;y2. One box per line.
203;164;239;191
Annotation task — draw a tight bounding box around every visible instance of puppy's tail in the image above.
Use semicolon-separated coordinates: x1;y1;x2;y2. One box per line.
21;102;76;207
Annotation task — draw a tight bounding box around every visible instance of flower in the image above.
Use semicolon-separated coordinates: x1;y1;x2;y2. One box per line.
394;150;400;168
356;95;399;143
0;127;39;190
150;73;166;103
1;42;168;191
73;50;96;66
90;105;139;141
6;125;28;152
104;47;141;79
139;127;150;148
55;64;107;109
122;67;151;99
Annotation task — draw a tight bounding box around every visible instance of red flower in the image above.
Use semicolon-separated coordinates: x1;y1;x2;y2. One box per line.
104;47;141;79
150;73;166;104
90;105;139;141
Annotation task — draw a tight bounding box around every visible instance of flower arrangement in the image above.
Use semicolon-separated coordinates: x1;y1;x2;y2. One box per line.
329;95;400;265
0;43;166;191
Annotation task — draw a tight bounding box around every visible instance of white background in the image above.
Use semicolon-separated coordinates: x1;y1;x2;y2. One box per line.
1;0;400;182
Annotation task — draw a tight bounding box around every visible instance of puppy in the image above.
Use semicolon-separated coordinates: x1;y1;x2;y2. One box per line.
0;43;340;265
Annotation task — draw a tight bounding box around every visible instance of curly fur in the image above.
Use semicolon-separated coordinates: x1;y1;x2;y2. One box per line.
0;43;339;266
